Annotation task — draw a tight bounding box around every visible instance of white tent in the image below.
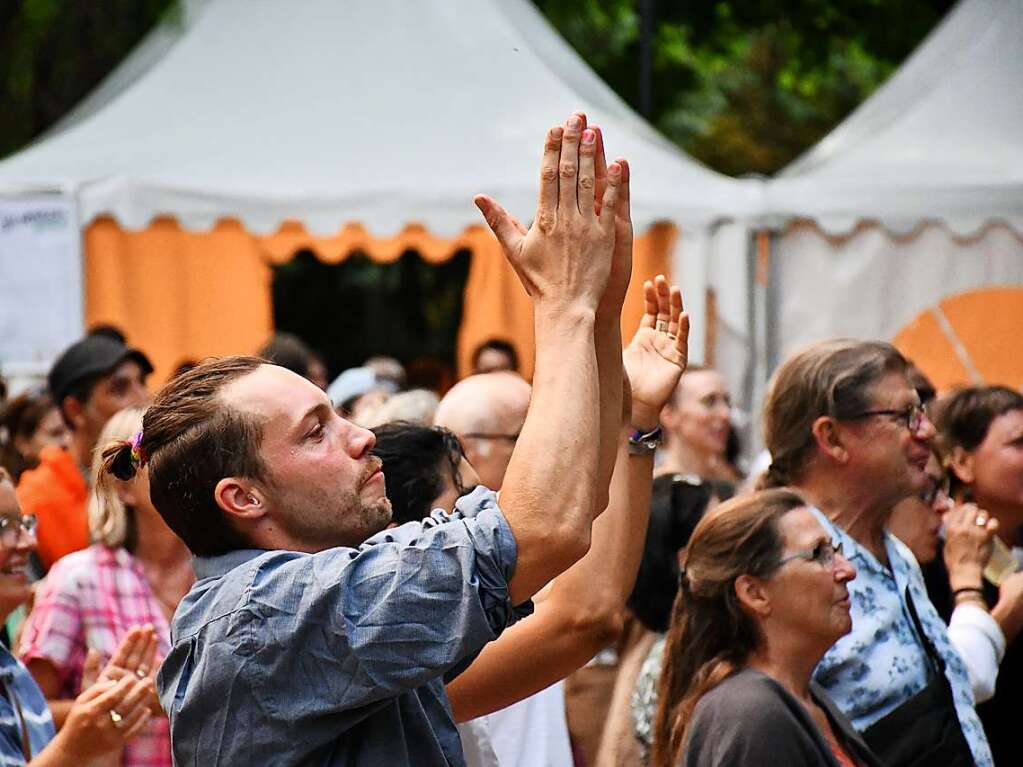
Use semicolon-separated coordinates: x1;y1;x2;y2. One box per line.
0;0;759;376
759;0;1023;388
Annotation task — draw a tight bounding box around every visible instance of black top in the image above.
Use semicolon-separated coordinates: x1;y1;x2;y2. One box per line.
682;668;886;767
923;548;1015;766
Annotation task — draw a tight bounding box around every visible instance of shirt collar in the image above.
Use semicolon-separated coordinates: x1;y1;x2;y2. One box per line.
193;548;268;580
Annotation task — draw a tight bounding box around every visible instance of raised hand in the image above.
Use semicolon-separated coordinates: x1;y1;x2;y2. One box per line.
622;275;689;429
943;503;996;591
474;113;623;314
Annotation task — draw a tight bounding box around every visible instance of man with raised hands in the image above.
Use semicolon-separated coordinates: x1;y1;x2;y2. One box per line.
100;112;632;766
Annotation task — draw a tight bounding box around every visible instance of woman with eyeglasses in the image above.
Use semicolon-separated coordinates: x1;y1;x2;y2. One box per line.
888;446;1023;705
932;385;1023;767
650;489;883;767
0;467;154;765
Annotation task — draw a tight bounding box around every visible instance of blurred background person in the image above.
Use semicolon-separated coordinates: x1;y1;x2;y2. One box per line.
657;366;741;485
471;339;520;375
434;371;530;494
258;332;328;390
358;389;440;430
651;489;880;767
0;467;156;765
327;366;400;422
933;385;1023;766
17;336;151;572
20;407;192;767
0;391;68;484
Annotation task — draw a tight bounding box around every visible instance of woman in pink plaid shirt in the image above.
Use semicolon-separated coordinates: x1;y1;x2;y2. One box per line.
19;408;194;767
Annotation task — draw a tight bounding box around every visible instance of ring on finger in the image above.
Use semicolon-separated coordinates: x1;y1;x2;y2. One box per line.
667;333;677;340
655;320;668;332
975;514;988;527
135;668;148;679
110;709;124;727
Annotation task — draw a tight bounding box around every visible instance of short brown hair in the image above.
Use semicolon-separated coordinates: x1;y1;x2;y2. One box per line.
934;386;1023;493
762;339;908;486
101;356;269;556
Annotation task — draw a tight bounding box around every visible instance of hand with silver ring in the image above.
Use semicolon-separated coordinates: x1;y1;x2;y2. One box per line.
44;673;155;762
655;319;668;332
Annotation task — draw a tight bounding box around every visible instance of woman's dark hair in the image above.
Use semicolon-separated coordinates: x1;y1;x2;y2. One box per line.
258;333;315;380
627;475;732;633
0;391;58;483
934;385;1023;495
650;488;806;767
100;356;268;557
761;339;909;487
371;422;470;525
471;338;519;373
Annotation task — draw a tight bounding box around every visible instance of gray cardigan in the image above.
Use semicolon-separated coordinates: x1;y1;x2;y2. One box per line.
682;668;886;767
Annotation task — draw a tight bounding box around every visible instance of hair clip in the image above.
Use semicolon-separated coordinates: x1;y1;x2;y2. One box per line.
129;430;148;470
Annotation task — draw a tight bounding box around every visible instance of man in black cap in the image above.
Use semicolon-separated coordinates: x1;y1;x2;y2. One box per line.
16;334;152;570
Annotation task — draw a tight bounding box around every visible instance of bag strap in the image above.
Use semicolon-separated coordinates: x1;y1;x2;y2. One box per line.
0;676;32;762
904;586;946;675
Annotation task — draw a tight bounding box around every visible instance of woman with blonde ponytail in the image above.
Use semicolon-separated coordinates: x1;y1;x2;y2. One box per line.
651;489;881;767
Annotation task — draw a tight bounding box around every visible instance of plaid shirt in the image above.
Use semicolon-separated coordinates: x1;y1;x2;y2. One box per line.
19;544;173;767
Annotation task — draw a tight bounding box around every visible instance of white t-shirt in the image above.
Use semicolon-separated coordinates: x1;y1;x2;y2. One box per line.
458;682;574;767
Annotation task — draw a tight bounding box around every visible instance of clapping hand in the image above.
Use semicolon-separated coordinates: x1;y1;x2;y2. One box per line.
474;112;624;315
623;275;689;429
90;625;164;716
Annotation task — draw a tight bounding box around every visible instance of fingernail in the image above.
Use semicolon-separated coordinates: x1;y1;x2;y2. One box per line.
581;129;595;144
551;126;563;139
608;162;621;174
568;116;582;130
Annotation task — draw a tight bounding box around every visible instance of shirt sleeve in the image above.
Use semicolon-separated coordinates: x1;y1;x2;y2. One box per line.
244;488;533;714
17;558;84;692
948;603;1005;703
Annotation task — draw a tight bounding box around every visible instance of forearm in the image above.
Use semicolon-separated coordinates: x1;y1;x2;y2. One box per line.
547;426;652;616
593;314;625;516
503;305;600;604
449;428;653;720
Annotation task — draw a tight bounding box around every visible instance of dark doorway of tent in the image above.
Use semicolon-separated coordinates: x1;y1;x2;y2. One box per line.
271;248;471;393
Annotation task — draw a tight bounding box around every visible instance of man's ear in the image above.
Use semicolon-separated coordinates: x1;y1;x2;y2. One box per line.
810;416;848;465
734;574;772;619
949;446;976;486
62;395;87;433
214;478;267;523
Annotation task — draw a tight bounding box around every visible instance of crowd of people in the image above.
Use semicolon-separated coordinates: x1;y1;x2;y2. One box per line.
0;112;1020;767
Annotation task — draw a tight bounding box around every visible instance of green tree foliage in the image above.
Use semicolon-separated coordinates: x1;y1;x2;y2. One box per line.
1;1;954;177
0;0;177;159
534;0;954;176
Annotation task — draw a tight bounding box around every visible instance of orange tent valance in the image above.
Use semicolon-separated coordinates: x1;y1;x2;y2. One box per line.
85;217;676;387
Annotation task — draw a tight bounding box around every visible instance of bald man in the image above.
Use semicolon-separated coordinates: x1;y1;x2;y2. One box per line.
434;371;531;491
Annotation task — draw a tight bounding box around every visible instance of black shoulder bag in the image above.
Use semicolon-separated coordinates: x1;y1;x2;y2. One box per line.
861;587;977;767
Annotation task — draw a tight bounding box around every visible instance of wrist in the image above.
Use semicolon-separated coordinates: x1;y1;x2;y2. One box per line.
630;405;660;433
948;566;984;592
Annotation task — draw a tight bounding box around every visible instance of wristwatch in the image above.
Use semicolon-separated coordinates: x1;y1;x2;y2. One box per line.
627;425;663;456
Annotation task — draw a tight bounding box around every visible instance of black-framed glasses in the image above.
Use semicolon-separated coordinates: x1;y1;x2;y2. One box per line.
920;475;951;506
845;403;928;435
778;539;844;569
461;432;519;443
0;515;37;548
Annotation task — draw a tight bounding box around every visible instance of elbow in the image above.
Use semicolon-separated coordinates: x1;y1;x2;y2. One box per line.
567;605;625;658
548;523;591;571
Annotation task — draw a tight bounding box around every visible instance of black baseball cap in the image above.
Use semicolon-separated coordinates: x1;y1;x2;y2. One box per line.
48;336;154;405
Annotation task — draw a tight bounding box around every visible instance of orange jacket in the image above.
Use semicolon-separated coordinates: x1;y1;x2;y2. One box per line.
16;446;89;570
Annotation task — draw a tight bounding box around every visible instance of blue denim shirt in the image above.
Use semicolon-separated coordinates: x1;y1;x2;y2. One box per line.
810;509;993;767
0;645;55;766
158;488;531;766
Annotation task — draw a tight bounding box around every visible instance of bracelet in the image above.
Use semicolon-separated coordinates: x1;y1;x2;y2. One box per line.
627;425;663;456
952;586;985;598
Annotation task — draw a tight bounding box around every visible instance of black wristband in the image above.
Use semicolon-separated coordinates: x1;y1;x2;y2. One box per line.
952;586;985;598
